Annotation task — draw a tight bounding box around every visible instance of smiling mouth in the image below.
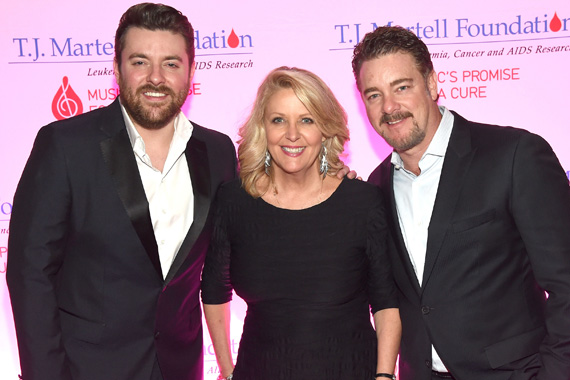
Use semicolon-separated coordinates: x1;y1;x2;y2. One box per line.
144;91;167;98
281;146;305;154
382;111;413;126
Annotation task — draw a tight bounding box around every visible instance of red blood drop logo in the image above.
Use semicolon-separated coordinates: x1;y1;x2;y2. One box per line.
52;76;83;120
550;12;562;32
228;29;239;48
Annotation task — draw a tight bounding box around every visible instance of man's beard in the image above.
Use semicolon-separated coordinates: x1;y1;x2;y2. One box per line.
380;111;426;152
119;79;189;130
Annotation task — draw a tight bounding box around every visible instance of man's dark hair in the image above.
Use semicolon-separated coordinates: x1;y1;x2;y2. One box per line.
352;26;433;89
114;3;195;67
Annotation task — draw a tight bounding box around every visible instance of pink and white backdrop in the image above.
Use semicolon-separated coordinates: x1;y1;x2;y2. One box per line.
1;0;569;378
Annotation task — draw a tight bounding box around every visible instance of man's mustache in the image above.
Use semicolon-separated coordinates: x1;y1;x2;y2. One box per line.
381;111;413;124
137;85;174;96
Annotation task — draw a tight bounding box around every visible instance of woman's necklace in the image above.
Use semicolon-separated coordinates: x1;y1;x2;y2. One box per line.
271;177;326;209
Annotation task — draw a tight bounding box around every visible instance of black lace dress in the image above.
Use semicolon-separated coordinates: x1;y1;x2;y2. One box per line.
201;178;398;379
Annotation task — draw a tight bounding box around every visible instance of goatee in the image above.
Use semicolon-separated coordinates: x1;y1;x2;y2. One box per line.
380;112;426;152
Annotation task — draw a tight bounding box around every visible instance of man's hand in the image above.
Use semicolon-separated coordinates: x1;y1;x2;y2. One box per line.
337;165;361;180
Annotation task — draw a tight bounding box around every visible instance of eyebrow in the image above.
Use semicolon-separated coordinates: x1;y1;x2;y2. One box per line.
266;112;314;118
362;77;414;95
128;53;149;60
362;87;379;96
164;55;184;62
127;53;184;62
391;77;414;87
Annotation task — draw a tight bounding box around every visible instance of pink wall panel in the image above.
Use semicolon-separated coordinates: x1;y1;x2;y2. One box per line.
1;1;569;378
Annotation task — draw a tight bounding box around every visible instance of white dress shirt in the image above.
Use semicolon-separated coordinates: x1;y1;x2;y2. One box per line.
120;103;194;279
392;106;454;372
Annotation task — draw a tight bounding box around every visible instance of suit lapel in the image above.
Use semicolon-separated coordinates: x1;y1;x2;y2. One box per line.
164;135;211;285
422;113;475;290
380;159;422;295
99;100;163;280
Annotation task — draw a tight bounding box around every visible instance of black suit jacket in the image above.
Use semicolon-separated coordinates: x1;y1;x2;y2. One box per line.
368;112;570;380
7;99;237;380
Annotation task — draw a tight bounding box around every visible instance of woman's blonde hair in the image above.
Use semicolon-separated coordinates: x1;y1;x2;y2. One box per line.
238;66;349;197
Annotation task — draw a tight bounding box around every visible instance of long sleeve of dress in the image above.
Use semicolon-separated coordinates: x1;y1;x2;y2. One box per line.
201;183;233;305
366;187;399;314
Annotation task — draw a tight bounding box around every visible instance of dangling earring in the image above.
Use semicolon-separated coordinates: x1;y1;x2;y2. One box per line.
319;144;328;178
264;150;271;175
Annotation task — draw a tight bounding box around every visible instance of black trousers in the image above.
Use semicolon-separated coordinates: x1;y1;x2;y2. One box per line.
151;357;164;380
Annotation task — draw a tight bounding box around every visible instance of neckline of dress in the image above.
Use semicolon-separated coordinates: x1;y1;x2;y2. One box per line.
258;178;346;212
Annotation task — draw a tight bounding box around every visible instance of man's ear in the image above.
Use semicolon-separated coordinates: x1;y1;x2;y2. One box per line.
113;58;120;85
427;70;438;101
189;61;196;83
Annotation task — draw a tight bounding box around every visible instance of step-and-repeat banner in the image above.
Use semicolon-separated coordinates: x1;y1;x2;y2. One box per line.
1;0;569;378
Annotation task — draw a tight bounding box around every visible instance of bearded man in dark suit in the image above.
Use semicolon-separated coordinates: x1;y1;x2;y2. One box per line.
353;26;570;380
7;3;237;380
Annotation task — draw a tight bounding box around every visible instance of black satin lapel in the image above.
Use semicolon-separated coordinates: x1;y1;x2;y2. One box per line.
164;136;211;285
383;162;421;295
99;129;163;280
422;120;474;290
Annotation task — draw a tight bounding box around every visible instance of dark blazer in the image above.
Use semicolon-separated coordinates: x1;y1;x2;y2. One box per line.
7;99;237;380
368;112;570;380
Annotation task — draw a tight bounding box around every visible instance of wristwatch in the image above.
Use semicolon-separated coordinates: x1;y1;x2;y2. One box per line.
216;374;233;380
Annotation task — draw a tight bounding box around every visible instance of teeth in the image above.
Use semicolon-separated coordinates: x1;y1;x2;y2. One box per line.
145;92;165;97
387;120;402;125
282;147;305;153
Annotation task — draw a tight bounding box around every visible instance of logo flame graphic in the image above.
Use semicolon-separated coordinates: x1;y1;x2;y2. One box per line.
52;76;83;120
550;12;562;32
228;29;240;48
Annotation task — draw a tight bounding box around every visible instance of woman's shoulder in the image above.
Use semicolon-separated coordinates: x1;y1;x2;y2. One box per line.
328;178;384;211
217;177;241;193
216;178;249;203
340;177;382;198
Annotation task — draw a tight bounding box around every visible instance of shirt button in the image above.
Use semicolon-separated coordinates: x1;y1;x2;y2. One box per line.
160;240;165;245
425;359;432;368
421;306;431;315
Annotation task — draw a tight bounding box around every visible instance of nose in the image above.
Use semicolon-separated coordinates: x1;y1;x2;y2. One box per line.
148;65;165;86
382;93;400;115
285;122;300;141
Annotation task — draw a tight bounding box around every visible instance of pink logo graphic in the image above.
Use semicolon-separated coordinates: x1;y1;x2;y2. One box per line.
550;12;562;32
227;29;240;48
52;76;83;120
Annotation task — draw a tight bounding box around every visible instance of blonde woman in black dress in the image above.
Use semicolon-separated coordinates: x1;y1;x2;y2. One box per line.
202;66;401;380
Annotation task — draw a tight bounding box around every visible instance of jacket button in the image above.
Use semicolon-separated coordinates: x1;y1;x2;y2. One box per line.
425;359;432;368
154;331;160;339
421;306;430;315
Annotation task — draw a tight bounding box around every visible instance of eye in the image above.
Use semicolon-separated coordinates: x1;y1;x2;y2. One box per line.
301;117;314;124
367;93;380;101
165;62;179;68
132;60;145;66
397;85;409;92
271;117;284;123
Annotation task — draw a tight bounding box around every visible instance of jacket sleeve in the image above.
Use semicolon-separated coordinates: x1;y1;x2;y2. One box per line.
510;131;570;380
7;125;73;380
